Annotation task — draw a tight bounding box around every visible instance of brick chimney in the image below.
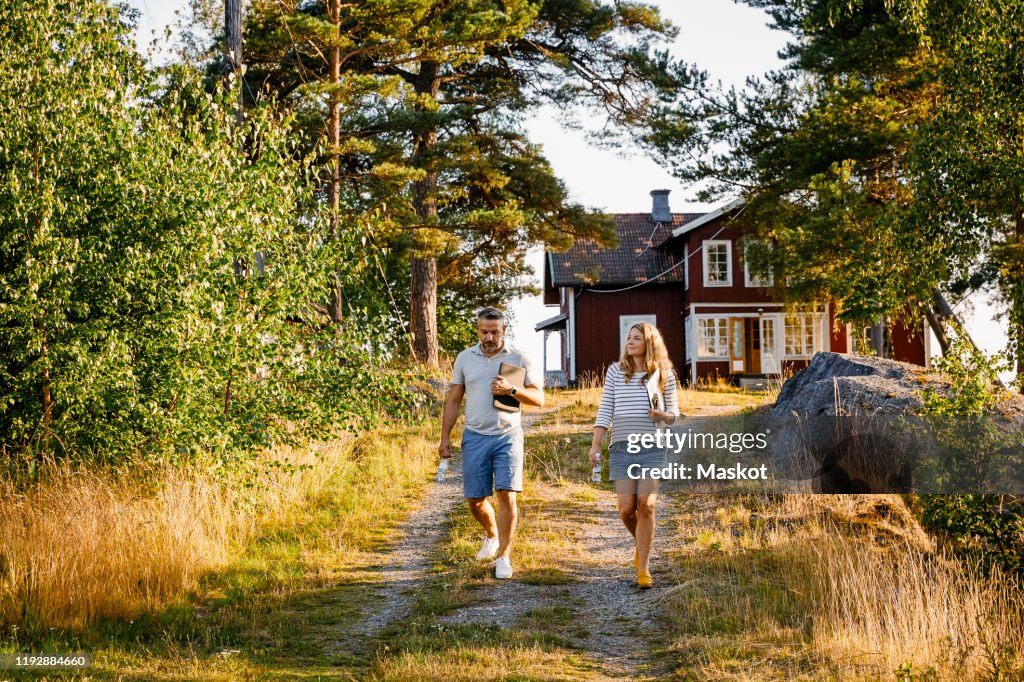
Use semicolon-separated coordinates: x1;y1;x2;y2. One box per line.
650;189;672;223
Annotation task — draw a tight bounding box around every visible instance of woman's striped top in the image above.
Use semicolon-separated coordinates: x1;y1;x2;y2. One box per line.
594;363;680;444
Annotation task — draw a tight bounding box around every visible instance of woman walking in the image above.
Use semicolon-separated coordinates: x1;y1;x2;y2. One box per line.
588;322;679;588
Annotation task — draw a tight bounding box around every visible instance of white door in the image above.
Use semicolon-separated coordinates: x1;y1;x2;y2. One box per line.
760;316;780;375
620;315;657;356
730;317;746;373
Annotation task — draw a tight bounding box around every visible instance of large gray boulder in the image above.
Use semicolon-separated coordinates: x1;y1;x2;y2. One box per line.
771;352;935;418
766;352;1024;493
768;353;943;493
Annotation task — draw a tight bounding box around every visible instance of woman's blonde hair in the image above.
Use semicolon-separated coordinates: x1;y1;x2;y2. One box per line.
618;322;674;392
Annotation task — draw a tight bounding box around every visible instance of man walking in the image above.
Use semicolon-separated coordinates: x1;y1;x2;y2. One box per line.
438;307;544;579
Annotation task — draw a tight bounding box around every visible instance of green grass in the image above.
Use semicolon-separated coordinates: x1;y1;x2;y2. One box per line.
1;420;439;681
364;385;774;681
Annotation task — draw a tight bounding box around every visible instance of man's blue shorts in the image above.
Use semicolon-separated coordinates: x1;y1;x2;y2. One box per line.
461;428;524;499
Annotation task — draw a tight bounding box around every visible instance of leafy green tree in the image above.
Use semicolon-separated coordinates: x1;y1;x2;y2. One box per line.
645;0;945;336
916;343;1024;573
908;0;1024;387
0;0;401;469
919;494;1024;573
645;0;1024;388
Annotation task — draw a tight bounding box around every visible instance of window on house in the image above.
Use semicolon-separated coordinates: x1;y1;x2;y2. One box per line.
697;317;729;357
784;314;820;357
703;240;731;286
744;241;774;287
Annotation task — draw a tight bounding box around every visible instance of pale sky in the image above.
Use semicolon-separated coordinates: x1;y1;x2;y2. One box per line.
126;0;1013;383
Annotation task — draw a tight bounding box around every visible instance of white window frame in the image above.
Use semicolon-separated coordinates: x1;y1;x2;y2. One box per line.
684;314;692;362
683;243;689;291
743;240;774;288
702;240;732;287
696;316;730;358
783;313;823;358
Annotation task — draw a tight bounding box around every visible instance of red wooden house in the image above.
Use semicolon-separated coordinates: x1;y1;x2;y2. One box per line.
536;190;930;386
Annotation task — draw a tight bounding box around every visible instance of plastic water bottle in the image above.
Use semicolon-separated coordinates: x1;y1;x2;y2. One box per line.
592;452;602;483
436;458;449;482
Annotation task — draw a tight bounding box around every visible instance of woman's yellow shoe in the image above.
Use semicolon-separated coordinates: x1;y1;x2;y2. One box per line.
637;570;653;589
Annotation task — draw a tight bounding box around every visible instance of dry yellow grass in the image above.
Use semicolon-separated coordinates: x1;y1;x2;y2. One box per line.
544;378;1024;678
7;380;1020;681
545;374;768;424
676;386;766;412
804;529;1024;677
1;461;250;632
662;493;1024;680
0;423;435;636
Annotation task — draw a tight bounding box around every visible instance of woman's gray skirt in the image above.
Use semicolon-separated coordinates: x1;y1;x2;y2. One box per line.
608;440;669;481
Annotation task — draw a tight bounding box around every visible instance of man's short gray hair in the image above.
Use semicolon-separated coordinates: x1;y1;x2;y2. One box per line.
476;306;506;322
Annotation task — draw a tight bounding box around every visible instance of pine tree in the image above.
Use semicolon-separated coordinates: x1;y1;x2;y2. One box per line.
226;0;685;365
644;0;1024;387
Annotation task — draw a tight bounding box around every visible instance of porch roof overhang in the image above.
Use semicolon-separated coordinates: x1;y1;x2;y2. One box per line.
534;313;568;332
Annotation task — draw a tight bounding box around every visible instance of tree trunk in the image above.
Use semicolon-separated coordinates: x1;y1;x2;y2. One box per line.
409;60;441;366
326;0;344;325
1014;208;1024;391
925;306;951;357
41;356;51;427
932;290;1007;388
930;290;986;357
870;317;890;358
34;151;50;463
41;336;52;460
926;290;954;357
411;254;439;365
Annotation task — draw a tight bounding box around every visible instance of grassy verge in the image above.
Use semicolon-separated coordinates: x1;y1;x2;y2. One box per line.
658;494;1024;680
0;419;438;681
7;382;1019;681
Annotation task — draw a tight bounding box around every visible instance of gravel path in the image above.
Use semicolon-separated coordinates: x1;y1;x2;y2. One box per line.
345;403;747;677
432;477;674;680
565;405;749;677
344;411;557;650
339;447;465;653
566;496;672;679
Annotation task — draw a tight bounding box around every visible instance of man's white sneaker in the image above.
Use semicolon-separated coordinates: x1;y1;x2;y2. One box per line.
494;556;513;579
476;536;499;561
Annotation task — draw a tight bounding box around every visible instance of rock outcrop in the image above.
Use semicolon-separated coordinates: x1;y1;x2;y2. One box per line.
771;352;936;418
766;352;1023;493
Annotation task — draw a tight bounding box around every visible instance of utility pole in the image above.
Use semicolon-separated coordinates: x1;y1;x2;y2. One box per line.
326;0;344;325
225;0;245;123
225;0;260;279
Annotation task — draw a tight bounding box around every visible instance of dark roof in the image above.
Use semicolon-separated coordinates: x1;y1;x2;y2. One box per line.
548;213;703;288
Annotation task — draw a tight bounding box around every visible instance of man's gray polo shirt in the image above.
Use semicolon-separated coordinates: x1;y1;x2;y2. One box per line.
452;343;538;436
